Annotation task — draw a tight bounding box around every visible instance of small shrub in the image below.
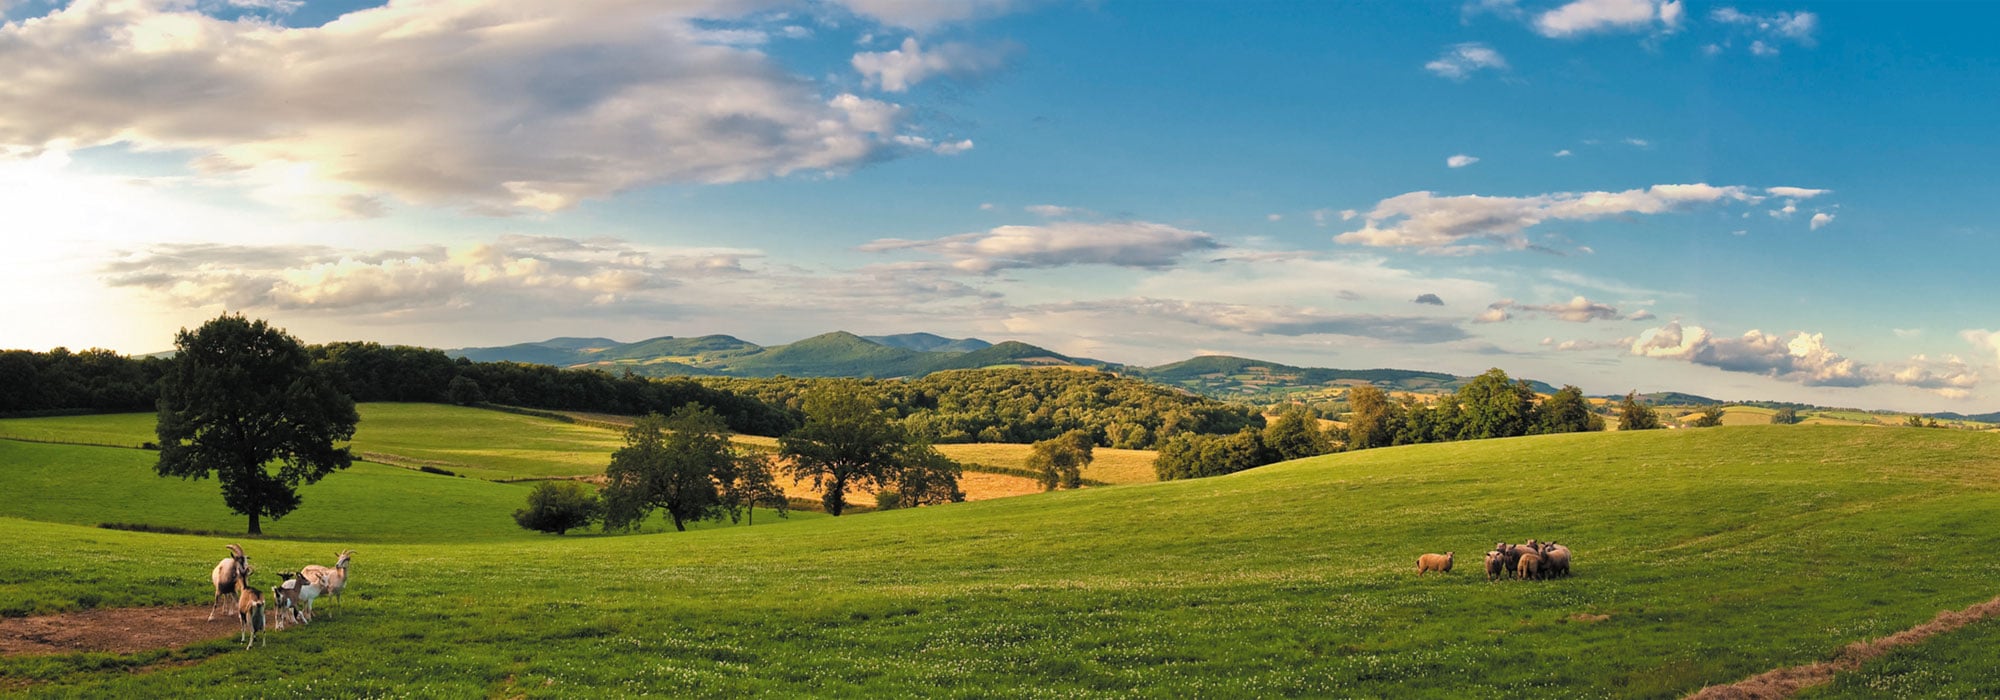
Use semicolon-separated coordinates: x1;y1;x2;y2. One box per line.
513;481;602;535
140;441;160;451
875;490;902;510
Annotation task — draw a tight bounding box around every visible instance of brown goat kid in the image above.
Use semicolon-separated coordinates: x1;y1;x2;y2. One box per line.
234;566;266;649
1416;552;1455;575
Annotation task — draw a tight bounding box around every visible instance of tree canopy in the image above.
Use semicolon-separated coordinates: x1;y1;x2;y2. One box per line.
154;315;360;534
1618;392;1662;431
601;406;776;531
1027;429;1095;491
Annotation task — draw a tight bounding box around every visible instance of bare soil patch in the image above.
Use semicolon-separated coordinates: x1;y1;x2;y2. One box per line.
0;605;245;656
1687;594;2000;699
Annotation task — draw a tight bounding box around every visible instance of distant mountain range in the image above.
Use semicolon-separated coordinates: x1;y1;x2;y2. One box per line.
444;331;1556;401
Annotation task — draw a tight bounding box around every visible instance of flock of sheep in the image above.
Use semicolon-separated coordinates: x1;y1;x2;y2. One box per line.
1415;540;1574;581
206;544;354;649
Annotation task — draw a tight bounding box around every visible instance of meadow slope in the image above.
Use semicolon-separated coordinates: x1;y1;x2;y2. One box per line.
2;426;1998;697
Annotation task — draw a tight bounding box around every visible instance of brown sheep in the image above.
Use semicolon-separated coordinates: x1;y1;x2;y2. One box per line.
1516;551;1544;581
1484;550;1505;581
1416;552;1455;575
1496;543;1525;576
1542;543;1571;578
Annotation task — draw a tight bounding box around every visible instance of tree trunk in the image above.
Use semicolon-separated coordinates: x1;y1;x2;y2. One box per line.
672;515;686;532
825;475;846;516
247;512;262;535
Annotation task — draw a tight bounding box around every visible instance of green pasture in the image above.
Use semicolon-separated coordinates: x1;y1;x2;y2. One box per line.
0;404;622;481
0;439;814;548
3;425;1999;696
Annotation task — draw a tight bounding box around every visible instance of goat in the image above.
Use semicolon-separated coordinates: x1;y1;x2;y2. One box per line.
270;572;325;629
235;564;266;649
209;544;249;621
299;550;353;618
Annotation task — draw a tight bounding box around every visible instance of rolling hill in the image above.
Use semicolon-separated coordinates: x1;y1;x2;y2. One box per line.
3;426;1999;696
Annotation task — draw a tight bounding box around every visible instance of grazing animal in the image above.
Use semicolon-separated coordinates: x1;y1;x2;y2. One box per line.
1495;543;1524;577
299;550;353;618
209;544;249;621
1416;552;1455;575
235;565;266;649
1484;550;1505;581
1541;542;1571;578
1516;551;1544;581
271;573;325;629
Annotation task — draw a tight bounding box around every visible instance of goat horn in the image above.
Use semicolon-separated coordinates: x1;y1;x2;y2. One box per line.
225;544;245;558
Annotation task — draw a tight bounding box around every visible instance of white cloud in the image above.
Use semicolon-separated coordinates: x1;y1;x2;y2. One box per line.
1963;329;2000;367
1630;322;1977;396
1711;8;1819;55
1554;149;1573;157
1771;202;1799;218
1623;137;1651;147
1425;43;1508;80
1534;0;1676;37
1810;212;1835;230
1478;296;1622;323
859;221;1223;274
1766;186;1830;199
0;1;954;215
101;236;755;318
1447;154;1481;168
852;37;1012;92
1022;298;1470;343
1267;213;1283;222
979;202;996;211
1893;328;1923;338
1334;183;1782;254
1627;309;1656;321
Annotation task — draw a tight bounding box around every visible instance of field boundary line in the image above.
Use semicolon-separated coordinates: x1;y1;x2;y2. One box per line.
1687;593;2000;699
0;435;144;450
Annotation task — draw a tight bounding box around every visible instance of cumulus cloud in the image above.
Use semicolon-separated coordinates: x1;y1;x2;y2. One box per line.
1554;149;1573;157
1025;298;1470;343
1810;212;1835;230
100;236;755;317
1334;183;1783;254
0;1;962;215
859;221;1223;274
1414;293;1446;306
852;37;1013;92
1629;322;1979;395
1478;296;1621;323
1447;154;1481;168
1534;0;1679;37
1964;329;2000;367
1425;43;1508;80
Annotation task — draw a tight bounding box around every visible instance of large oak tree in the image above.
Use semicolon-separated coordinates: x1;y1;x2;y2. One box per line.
155;315;359;535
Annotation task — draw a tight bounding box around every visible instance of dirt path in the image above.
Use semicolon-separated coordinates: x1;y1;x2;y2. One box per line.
0;605;250;656
1688;594;2000;699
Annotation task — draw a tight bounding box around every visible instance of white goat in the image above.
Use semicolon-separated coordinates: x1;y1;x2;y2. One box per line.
270;572;325;629
208;544;249;621
235;564;266;649
299;549;353;618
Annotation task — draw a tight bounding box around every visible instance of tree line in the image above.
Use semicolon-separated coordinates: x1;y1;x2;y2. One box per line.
700;369;1262;450
1152;369;1632;482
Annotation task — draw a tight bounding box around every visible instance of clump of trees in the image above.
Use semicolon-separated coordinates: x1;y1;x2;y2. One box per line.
154;315;360;535
1027;429;1095;490
513;481;602;535
1618;392;1662;430
1153;428;1273;480
779;390;964;515
1772;407;1801;425
599;406;786;532
0;348;168;415
1344;370;1605;453
1692;406;1725;427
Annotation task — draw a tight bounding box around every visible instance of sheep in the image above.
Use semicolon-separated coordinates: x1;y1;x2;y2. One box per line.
209;544;249;621
1516;551;1544;581
1416;552;1454;575
1484;550;1505;581
1541;542;1572;578
1495;543;1524;577
235;564;266;649
270;572;325;629
299;549;353;618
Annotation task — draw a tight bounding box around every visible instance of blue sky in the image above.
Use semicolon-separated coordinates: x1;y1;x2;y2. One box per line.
3;0;1997;411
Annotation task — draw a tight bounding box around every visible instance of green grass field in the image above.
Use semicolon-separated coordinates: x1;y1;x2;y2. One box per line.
4;424;2000;696
0;404;625;481
0;439;815;550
